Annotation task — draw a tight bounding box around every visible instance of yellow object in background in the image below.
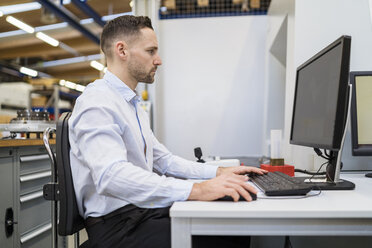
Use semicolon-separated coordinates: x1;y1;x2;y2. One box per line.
251;0;261;8
142;90;149;101
197;0;209;7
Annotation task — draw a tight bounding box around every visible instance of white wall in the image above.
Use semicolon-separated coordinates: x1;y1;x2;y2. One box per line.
262;0;295;157
285;0;372;170
156;16;267;160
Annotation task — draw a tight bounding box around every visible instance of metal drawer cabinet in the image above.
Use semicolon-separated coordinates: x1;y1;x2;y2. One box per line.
18;147;56;248
0;145;65;248
0;152;15;248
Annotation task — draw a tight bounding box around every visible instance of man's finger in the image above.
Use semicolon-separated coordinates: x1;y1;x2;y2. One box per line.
241;182;258;194
224;188;240;202
226;183;253;202
239;166;267;175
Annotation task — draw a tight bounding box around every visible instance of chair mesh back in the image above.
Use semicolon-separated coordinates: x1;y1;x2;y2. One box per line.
56;112;85;236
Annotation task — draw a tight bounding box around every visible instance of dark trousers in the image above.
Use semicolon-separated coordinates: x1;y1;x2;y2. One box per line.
85;205;250;248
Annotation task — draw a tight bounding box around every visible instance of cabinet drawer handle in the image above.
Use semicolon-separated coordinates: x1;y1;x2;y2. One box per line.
20;170;51;182
20;154;50;162
20;223;51;244
20;190;43;203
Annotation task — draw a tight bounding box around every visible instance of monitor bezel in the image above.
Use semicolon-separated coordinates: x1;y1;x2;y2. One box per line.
350;71;372;156
290;35;351;151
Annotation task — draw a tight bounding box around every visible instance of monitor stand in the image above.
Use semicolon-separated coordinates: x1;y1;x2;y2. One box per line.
296;155;355;190
366;173;372;178
296;177;355;190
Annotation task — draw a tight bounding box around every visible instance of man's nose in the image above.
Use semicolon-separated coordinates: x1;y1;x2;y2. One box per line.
154;55;162;66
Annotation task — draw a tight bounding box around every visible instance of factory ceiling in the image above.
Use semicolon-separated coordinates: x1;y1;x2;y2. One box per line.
0;0;132;85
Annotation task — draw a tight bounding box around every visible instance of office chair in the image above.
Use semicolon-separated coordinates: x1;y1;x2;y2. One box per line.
43;112;88;248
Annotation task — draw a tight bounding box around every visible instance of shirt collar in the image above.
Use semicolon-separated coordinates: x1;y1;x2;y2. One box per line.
103;70;139;104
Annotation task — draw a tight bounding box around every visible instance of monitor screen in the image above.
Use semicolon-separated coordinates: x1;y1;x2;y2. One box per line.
350;71;372;156
290;36;351;151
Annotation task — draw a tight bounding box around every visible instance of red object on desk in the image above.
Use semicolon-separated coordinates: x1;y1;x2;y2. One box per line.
260;164;295;177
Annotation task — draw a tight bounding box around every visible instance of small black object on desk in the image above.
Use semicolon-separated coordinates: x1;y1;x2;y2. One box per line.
194;147;205;163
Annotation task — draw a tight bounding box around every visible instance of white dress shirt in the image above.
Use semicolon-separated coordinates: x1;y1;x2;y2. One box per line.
69;71;217;218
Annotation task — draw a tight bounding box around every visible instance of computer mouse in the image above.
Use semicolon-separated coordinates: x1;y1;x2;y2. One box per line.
216;191;257;201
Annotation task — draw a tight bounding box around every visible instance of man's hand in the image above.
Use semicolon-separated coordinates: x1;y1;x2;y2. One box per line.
216;166;267;177
188;173;258;202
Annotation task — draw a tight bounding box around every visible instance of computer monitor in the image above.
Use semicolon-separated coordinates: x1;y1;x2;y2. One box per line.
290;35;355;190
350;71;372;178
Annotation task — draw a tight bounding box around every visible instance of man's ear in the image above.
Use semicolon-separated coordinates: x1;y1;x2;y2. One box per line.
115;41;128;60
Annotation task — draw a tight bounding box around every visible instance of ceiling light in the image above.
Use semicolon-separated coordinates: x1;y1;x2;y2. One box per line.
60;79;85;92
129;1;134;8
75;84;86;92
0;10;3;17
0;12;133;39
0;1;71;15
6;16;35;33
0;3;41;15
59;80;66;86
64;81;77;90
90;61;105;71
36;32;59;47
20;67;38;77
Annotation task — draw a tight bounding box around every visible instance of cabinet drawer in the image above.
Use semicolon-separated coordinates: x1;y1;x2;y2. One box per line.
19;192;51;235
20;222;52;248
20;170;51;195
20;154;52;175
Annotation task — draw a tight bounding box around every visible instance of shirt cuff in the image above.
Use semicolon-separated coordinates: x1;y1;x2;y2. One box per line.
172;178;195;201
201;164;218;179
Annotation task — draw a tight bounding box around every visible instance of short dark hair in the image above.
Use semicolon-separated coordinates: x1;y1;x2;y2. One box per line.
100;15;153;58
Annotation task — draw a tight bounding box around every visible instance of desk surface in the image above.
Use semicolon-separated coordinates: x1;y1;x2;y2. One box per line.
0;139;55;147
170;173;372;219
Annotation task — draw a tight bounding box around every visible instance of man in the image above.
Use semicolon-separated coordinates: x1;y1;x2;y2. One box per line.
69;15;266;248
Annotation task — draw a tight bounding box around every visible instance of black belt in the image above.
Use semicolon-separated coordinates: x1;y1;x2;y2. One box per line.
85;204;138;228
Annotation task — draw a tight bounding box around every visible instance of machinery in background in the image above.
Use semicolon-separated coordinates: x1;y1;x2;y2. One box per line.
0;109;55;139
0;82;32;116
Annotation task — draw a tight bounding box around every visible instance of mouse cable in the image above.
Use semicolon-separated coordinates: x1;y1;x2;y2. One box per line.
257;190;321;200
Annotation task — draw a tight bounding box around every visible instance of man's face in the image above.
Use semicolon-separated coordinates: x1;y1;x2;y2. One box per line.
127;28;162;84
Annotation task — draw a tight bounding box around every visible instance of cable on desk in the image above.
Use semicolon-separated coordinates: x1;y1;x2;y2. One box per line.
257;189;321;200
294;168;326;175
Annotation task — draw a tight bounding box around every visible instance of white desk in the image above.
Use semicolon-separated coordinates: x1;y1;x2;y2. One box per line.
170;174;372;248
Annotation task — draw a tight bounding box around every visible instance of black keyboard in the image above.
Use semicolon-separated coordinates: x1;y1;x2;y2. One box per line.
249;171;312;196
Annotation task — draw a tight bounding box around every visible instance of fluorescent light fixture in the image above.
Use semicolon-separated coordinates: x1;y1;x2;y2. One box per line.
6;16;35;33
90;60;105;71
36;54;101;68
75;84;86;92
65;81;77;89
59;80;66;86
0;1;71;15
0;3;41;15
0;12;133;39
60;79;85;92
36;32;59;47
20;67;38;77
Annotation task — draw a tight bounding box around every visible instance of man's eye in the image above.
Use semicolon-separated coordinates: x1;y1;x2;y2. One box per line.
148;50;155;55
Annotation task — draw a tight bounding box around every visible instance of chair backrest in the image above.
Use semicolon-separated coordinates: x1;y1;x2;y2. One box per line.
56;112;85;236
